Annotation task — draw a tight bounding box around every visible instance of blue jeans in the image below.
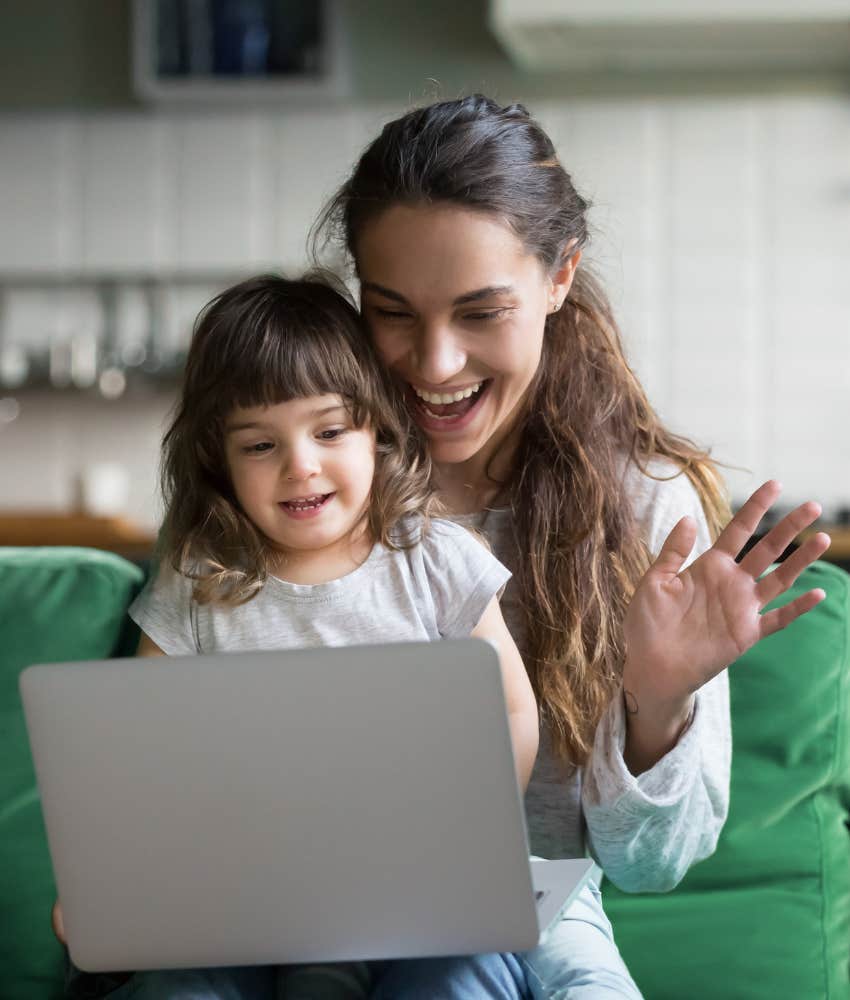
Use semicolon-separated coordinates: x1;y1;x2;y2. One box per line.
65;886;638;999
519;881;643;999
372;881;642;1000
65;961;277;999
65;955;526;999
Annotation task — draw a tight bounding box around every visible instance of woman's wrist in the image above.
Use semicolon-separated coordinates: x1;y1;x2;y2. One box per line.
621;681;695;777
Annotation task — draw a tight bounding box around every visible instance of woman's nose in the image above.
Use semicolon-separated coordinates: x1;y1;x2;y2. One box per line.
411;324;467;385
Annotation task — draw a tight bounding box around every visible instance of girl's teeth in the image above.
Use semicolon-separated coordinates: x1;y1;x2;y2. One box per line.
287;495;326;509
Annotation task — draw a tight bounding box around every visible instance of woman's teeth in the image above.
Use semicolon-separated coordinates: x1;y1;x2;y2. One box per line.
412;381;482;405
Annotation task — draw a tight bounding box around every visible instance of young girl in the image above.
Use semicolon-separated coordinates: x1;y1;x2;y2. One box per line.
58;273;539;1000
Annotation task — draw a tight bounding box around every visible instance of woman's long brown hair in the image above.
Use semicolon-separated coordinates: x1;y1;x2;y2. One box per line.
315;95;730;767
160;273;437;605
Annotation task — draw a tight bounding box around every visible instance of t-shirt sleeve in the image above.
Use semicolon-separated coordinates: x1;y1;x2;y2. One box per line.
419;519;512;638
128;563;199;655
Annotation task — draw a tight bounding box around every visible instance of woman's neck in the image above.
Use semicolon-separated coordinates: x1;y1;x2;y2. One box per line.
433;433;518;515
430;392;528;514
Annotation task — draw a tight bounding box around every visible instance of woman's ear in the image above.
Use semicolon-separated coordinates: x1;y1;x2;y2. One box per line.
548;241;582;313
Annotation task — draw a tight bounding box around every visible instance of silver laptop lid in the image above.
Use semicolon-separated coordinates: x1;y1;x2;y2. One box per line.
21;639;540;971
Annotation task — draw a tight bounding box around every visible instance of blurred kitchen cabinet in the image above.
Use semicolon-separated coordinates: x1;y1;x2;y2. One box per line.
132;0;349;104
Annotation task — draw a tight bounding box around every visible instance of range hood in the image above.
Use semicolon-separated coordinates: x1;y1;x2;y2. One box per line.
489;0;850;72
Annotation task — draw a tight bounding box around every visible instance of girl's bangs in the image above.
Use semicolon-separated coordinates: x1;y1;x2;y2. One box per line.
223;320;374;423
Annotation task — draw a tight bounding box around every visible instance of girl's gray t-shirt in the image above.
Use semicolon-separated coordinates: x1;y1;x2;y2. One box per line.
129;517;510;656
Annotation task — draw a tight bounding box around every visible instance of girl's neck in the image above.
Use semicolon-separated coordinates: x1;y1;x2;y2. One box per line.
268;526;374;585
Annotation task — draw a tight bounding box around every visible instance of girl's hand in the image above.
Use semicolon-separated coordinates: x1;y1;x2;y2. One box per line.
621;481;830;770
52;899;66;945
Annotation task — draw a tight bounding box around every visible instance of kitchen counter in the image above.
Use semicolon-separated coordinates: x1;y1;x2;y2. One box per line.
0;512;156;562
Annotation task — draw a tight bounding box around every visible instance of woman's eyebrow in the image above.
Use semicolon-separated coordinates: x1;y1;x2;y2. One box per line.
361;282;515;305
453;285;514;305
361;281;408;304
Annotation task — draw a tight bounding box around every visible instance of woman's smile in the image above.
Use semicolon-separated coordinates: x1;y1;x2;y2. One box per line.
407;379;491;430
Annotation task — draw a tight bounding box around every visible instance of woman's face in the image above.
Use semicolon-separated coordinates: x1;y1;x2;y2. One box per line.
356;203;578;475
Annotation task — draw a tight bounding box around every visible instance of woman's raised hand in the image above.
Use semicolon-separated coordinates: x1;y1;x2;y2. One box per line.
622;480;831;715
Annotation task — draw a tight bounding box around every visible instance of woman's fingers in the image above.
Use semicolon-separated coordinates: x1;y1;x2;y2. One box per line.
651;516;697;578
755;531;831;608
759;587;826;638
739;500;823;580
714;480;783;559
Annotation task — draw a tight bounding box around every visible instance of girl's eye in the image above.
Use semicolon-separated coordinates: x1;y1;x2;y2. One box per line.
318;428;345;441
243;442;274;454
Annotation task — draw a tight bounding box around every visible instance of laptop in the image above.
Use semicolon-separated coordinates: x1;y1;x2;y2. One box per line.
20;639;596;973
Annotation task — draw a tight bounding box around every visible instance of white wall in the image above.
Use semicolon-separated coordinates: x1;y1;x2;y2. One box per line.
1;95;848;529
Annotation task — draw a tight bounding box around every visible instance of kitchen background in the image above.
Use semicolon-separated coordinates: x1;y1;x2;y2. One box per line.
1;0;849;558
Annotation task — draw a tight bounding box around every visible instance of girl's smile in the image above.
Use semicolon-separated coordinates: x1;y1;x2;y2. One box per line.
278;492;335;519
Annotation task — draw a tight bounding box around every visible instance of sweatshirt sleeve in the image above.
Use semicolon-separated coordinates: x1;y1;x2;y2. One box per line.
581;462;732;892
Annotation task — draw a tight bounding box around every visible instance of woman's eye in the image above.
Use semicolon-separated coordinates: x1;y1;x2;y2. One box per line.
374;307;413;321
464;309;509;322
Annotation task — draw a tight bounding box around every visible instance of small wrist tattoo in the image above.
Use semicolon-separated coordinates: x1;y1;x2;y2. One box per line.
623;689;639;715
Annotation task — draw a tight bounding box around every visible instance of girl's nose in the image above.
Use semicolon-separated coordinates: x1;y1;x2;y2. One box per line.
411;324;467;385
283;446;321;482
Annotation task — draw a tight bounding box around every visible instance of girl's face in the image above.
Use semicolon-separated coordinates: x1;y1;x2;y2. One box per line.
224;394;376;577
356;203;579;480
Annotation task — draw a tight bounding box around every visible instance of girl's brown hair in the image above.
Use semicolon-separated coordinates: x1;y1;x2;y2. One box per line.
161;273;435;604
315;95;730;768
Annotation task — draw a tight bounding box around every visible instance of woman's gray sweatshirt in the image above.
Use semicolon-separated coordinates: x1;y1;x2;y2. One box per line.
451;460;732;893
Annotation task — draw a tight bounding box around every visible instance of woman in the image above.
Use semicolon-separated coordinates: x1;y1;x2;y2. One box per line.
311;94;830;999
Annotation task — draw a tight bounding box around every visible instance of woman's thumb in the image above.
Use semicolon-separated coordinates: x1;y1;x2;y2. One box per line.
652;516;698;578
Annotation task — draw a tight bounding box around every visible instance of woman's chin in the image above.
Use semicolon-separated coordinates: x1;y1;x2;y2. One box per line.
425;433;488;467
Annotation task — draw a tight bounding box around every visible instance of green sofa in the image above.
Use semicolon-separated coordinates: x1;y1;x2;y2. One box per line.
2;546;849;999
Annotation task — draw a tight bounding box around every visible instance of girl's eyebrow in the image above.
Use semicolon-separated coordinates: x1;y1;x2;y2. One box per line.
226;405;347;433
361;281;514;306
226;420;266;433
309;404;348;418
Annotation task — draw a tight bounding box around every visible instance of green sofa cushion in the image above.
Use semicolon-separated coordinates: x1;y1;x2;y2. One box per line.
604;560;850;1000
1;547;144;1000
